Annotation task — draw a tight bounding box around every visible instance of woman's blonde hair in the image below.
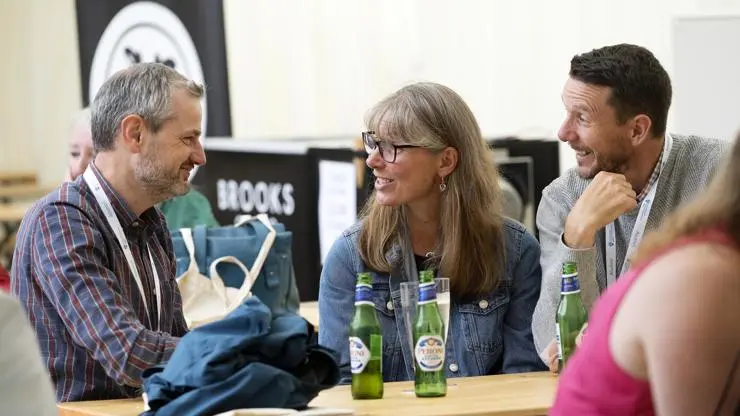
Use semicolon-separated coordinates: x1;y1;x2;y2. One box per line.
358;82;506;298
631;135;740;264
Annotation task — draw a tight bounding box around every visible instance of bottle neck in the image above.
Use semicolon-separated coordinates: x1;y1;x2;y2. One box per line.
355;283;373;306
560;272;581;294
418;281;437;304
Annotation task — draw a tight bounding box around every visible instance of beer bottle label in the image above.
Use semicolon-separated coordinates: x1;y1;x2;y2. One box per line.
415;335;445;371
349;336;371;374
561;272;581;294
418;281;437;304
555;323;563;360
354;283;373;306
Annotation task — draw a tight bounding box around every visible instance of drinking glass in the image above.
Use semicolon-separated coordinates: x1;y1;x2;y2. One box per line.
434;277;450;343
399;281;418;362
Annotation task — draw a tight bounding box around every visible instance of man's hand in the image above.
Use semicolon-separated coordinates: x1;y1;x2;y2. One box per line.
542;324;589;374
542;339;559;373
575;322;588;346
564;172;637;249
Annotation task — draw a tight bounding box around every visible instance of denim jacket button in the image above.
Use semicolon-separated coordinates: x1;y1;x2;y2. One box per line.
449;363;459;372
386;301;394;311
478;299;489;309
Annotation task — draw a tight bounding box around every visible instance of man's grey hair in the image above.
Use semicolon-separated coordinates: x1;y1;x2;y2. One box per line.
90;62;204;152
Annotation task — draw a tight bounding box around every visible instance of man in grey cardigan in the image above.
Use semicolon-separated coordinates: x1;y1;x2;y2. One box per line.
533;44;731;370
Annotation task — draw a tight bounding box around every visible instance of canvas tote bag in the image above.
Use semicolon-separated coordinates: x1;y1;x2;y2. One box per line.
176;214;276;328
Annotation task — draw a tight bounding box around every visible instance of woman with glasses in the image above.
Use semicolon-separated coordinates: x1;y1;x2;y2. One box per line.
318;82;546;383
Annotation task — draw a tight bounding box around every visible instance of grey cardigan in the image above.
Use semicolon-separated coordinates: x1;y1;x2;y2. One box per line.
532;134;731;354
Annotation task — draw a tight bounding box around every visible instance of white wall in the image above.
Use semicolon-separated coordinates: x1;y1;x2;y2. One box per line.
3;0;740;183
0;0;80;185
672;13;740;142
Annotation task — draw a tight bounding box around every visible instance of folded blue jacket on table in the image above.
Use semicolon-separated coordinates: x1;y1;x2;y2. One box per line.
140;297;340;416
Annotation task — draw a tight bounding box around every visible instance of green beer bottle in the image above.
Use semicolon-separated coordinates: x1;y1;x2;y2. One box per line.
555;262;588;372
413;270;447;397
348;272;383;399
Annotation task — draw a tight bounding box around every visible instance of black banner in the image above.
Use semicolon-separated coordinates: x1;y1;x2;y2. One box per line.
193;148;320;302
75;0;232;137
191;145;360;302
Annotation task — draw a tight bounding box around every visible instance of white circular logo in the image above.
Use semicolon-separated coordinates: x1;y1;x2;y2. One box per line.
89;1;207;179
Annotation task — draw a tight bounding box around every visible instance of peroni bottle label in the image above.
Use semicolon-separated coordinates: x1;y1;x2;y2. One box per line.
355;283;373;306
418;281;437;304
349;336;371;374
415;335;445;371
561;272;581;293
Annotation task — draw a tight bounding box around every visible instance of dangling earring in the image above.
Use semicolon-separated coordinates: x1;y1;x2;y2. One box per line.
439;176;447;192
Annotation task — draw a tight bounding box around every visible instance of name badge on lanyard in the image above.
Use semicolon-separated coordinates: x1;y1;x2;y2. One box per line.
83;168;161;331
605;134;673;286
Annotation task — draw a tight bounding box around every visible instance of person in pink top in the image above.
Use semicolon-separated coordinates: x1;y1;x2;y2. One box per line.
551;134;740;415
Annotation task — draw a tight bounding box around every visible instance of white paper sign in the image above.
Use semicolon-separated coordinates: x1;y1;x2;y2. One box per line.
318;160;358;264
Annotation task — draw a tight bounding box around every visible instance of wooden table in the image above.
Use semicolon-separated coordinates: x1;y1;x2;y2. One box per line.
0;183;54;200
59;399;144;416
58;372;557;416
0;170;37;185
0;202;31;223
310;372;557;415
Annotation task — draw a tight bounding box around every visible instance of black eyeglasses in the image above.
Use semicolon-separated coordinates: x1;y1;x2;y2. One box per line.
362;131;419;163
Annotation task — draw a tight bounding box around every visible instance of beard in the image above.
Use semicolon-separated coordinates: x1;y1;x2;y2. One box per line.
134;152;190;203
580;152;630;179
577;135;632;179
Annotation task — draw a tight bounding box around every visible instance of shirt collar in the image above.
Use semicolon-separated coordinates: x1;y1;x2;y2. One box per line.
635;137;666;203
86;163;160;229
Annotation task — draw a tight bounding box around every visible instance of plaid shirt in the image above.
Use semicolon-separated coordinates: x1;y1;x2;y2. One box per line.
11;163;188;402
636;147;664;202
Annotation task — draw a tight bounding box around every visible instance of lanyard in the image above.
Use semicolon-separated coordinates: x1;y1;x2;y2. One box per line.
605;134;673;286
83;168;161;331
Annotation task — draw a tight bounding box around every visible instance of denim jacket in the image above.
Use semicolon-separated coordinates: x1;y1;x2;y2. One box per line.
318;218;547;382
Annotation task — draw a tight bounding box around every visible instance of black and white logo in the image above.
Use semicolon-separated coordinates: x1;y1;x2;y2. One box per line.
89;1;207;178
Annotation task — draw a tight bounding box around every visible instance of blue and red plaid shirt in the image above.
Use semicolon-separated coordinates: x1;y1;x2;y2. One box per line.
11;163;188;402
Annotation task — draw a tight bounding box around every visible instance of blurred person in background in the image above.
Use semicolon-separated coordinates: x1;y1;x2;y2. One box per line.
533;43;731;370
319;82;546;382
0;291;57;415
66;107;219;230
551;132;740;415
67;107;95;182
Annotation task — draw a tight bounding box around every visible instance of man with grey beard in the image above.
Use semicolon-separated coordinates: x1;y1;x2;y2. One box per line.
11;62;205;402
532;44;730;371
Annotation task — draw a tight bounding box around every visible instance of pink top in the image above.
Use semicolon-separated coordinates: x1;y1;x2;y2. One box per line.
550;229;734;415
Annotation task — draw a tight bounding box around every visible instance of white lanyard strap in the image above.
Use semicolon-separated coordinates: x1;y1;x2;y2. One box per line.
605;134;673;286
83;168;161;331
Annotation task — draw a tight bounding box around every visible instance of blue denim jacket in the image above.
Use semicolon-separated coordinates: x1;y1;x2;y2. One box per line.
318;218;547;382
